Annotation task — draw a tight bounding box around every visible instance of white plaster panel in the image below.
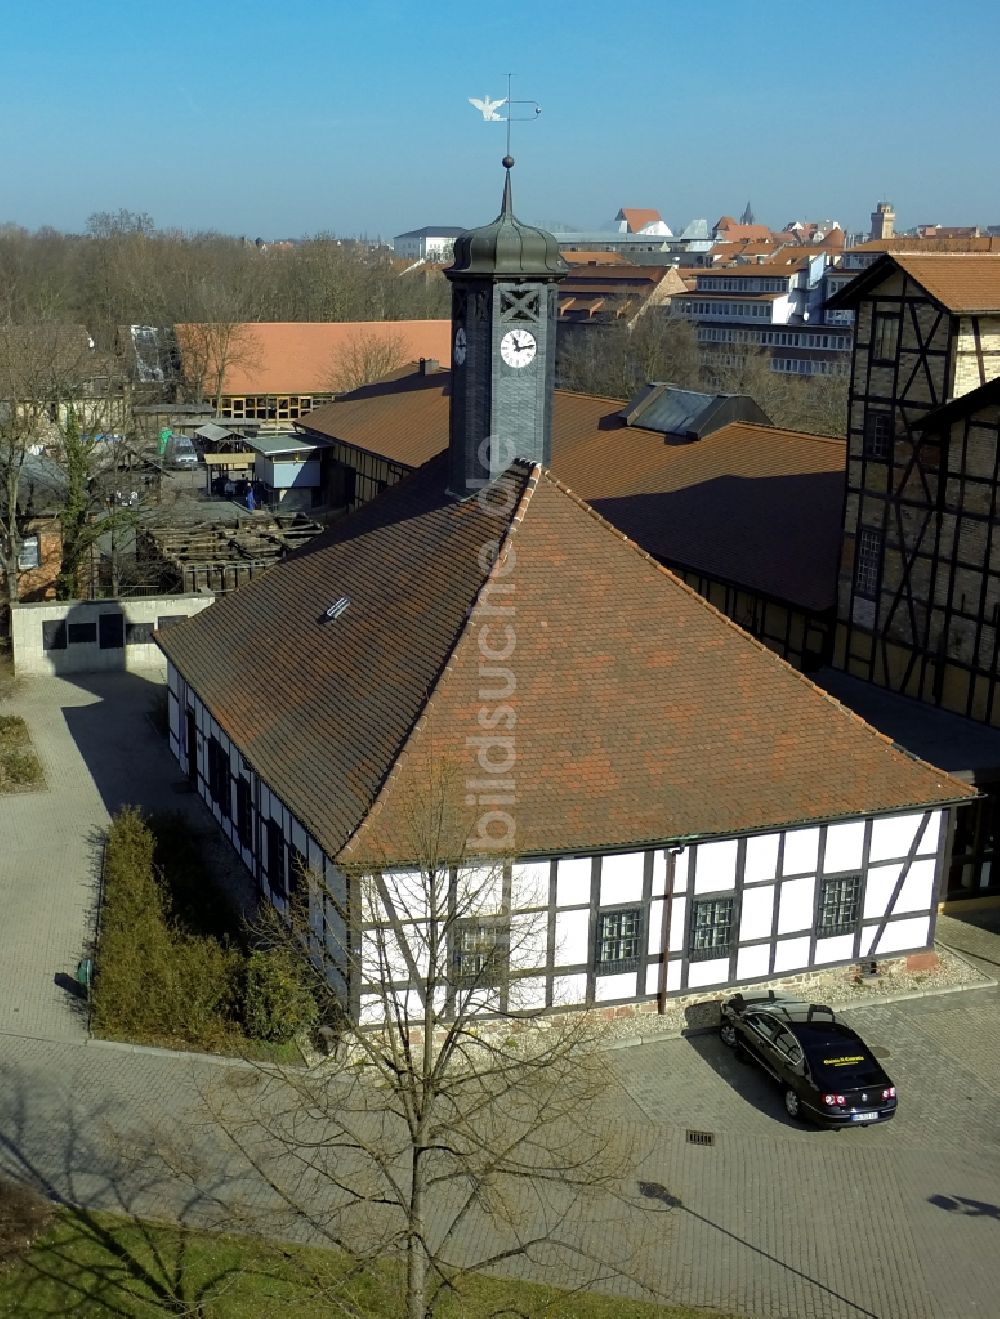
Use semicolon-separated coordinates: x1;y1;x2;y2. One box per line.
228;743;240;772
381;869;429;921
510;861;550;908
686;957;730;988
736;943;770;981
457;863;503;913
167;693;179;739
744;833;779;884
783;827;820;876
307;839;323;875
668;896;687;952
918;811;942;856
739;885;775;943
823;820;865;874
672;849;690;893
645;964;661;997
167;666;179;695
772;935;810;973
512;976;546;1009
873;915;930;955
556;857;592;907
510;912;547;972
554;908;590;965
813;933;855;965
648;899;665;955
552;973;588;1008
599;851;645;906
896;858;937;913
359;995;384;1026
666;960;682;992
693;839;739;894
777;876;815;934
869;812;922;863
595;971;637;1002
259;784;271;817
863;864;899;919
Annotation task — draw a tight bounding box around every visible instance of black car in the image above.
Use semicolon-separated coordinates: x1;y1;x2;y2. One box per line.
719;993;897;1127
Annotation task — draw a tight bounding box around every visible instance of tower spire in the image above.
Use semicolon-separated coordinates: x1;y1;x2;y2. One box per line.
501;153;514;217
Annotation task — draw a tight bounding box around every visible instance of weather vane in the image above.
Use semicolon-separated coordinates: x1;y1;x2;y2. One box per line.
469;74;541;164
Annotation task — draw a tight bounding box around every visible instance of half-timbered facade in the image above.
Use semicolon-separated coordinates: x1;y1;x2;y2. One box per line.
157;175;972;1024
828;254;1000;718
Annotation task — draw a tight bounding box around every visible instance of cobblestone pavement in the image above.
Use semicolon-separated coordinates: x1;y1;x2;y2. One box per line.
609;983;1000;1318
2;673;1000;1316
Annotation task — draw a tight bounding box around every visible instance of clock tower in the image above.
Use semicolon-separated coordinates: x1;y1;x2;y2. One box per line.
445;157;567;498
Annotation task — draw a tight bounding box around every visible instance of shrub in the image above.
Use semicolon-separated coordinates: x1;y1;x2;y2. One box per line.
0;1177;54;1272
243;948;318;1043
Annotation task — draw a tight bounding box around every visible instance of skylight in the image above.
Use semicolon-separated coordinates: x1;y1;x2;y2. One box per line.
324;596;350;621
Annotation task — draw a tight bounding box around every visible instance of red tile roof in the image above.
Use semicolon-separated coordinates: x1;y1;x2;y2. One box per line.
830;253;1000;313
158;454;971;867
618;207;663;233
174;320;452;395
300;376;846;610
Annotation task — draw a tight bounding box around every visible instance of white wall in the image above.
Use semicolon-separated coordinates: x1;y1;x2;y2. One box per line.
13;595;214;676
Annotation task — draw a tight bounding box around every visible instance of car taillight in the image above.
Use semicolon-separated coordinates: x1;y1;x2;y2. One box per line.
823;1093;845;1106
882;1087;896;1100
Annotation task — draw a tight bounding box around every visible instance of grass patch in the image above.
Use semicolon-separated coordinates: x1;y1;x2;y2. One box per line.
91;809;315;1061
0;714;44;792
0;1207;728;1317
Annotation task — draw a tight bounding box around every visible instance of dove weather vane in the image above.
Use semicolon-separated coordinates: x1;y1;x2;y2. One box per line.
468;74;541;161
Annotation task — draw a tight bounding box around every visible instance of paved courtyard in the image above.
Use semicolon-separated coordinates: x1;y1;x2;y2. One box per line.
1;672;1000;1317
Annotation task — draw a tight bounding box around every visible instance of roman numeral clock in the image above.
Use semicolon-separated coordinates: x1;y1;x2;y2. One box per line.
445;155;568;499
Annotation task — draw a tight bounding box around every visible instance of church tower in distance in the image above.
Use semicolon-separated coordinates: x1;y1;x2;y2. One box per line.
444;156;568;498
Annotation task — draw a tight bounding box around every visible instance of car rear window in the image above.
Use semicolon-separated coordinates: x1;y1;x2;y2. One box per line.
798;1025;884;1086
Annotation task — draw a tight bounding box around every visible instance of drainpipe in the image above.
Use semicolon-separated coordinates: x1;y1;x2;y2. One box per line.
657;845;685;1014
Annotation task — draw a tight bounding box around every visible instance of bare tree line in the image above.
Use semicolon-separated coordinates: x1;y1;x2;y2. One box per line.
558;311;849;438
0;210;451;348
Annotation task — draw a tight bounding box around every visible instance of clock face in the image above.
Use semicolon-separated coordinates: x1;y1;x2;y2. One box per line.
500;329;537;369
453;326;467;366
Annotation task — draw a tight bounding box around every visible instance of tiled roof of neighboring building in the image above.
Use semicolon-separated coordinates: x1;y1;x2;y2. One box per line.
913;375;1000;430
847;236;1000;254
300;374;845;610
173;320;452;395
158;453;972;867
561;250;627;265
828;254;1000;313
618;207;663;232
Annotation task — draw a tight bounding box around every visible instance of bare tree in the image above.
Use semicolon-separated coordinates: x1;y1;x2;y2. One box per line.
328;326;410;394
557;310;701;400
185;785;655;1318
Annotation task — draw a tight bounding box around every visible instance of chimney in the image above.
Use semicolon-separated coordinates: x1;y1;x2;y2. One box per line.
419;358;439;375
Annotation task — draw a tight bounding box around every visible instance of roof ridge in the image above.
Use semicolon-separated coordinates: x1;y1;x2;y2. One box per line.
528;465;970;802
339;465;539;860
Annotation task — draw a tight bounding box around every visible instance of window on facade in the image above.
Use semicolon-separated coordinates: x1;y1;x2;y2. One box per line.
206;737;230;817
67;622;97;646
266;818;286;895
872;313;900;362
817;873;862;937
863;411;893;460
41;620;67;651
125;621;155;645
17;535;40;570
689;897;736;962
98;613;124;649
595;907;643;974
854;527;883;599
236;777;252;849
452;916;509;986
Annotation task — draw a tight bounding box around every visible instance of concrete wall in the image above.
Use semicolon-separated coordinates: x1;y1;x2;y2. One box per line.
11;594;215;676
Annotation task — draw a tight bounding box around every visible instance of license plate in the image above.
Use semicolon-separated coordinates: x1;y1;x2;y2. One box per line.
851;1112;879;1122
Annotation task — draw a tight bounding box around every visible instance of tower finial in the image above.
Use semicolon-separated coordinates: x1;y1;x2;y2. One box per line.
501;154;514;216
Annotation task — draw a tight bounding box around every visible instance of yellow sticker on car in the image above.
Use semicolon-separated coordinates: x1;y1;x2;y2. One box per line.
823;1055;865;1066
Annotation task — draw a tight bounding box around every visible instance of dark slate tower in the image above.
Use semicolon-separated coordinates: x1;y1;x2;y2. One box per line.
444;156;568;497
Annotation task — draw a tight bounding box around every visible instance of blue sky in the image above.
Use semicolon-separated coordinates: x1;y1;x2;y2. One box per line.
1;0;997;238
